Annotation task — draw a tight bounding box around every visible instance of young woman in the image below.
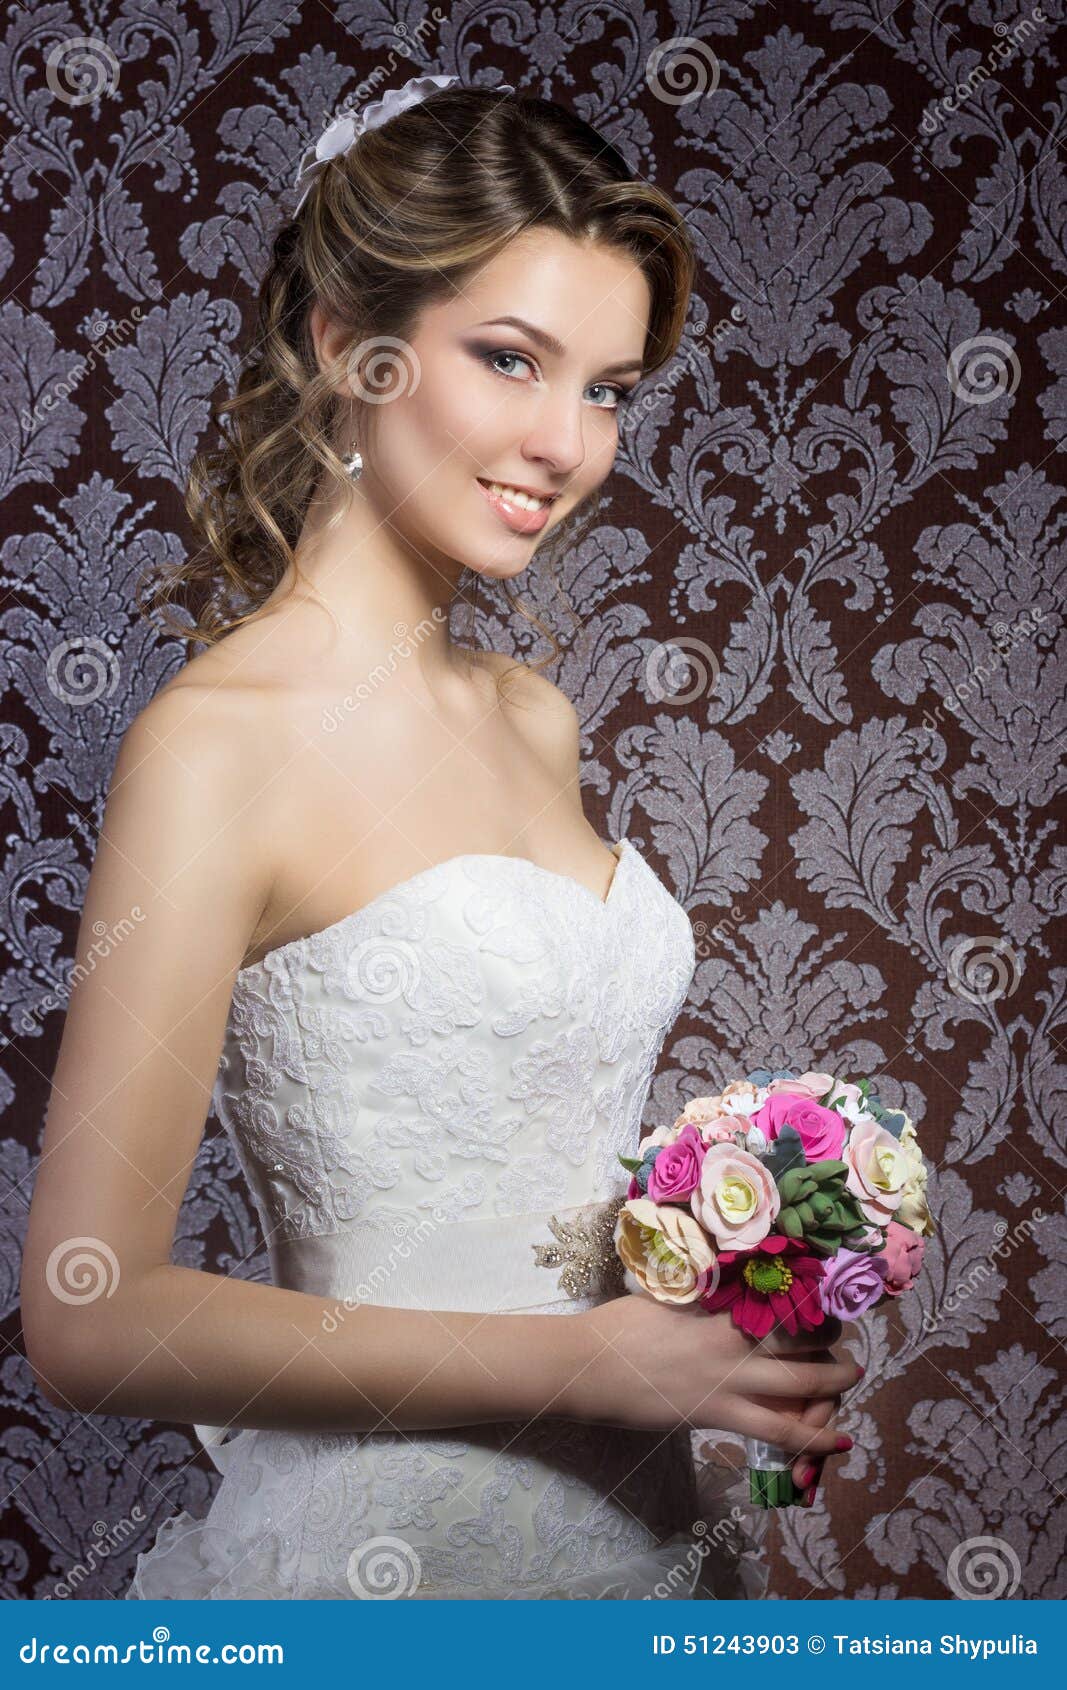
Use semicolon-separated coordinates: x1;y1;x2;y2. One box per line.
21;80;857;1600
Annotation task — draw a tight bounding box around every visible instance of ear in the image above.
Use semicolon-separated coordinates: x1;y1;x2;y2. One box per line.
310;302;356;394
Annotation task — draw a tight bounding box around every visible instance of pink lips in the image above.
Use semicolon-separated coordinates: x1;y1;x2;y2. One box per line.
475;478;554;535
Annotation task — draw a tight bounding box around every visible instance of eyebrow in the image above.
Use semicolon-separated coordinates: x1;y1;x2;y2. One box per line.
475;315;645;376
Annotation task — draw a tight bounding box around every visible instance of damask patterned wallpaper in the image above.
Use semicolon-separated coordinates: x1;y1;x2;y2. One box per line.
1;0;1063;1602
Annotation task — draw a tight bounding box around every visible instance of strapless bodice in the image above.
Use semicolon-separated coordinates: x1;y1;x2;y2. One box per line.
209;837;697;1301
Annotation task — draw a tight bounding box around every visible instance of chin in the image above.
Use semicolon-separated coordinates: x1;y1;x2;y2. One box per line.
464;549;534;583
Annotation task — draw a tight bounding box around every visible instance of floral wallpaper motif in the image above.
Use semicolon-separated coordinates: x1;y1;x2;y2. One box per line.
0;0;1063;1600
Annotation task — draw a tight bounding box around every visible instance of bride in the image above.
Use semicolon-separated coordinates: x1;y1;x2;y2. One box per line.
20;79;858;1600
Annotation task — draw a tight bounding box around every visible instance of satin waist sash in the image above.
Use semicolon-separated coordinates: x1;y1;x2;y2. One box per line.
194;1193;627;1467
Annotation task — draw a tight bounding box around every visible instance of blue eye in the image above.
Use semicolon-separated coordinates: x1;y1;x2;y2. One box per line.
478;349;633;411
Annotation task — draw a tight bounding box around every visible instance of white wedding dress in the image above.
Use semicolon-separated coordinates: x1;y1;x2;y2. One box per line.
125;838;767;1600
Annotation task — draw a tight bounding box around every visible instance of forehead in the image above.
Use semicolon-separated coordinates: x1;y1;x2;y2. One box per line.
429;226;652;349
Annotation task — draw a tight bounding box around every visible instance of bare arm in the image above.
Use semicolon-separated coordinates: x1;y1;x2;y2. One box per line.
19;688;587;1436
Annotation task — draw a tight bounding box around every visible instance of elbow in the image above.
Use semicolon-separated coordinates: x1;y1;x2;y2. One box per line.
21;1313;101;1415
23;1340;88;1413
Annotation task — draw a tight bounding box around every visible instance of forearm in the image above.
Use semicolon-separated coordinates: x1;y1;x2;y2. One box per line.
42;1263;593;1436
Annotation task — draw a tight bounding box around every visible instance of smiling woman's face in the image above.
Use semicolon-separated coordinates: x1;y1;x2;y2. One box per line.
348;225;652;579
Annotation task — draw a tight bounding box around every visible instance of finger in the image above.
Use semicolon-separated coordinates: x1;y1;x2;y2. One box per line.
759;1315;843;1356
738;1355;862;1399
790;1393;838;1491
727;1399;849;1458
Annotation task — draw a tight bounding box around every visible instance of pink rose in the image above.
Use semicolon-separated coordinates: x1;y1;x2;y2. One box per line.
748;1092;847;1162
818;1247;889;1321
647;1123;706;1203
768;1070;836;1102
691;1143;780;1250
845;1119;909;1225
699;1111;750;1145
878;1219;926;1296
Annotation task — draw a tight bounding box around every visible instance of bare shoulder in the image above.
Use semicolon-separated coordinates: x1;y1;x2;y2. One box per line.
111;668;283;882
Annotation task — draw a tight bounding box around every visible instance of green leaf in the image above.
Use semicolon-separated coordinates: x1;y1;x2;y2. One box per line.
617;1154;642;1172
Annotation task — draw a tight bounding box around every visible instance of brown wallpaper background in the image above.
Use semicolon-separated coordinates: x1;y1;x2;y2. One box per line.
0;0;1064;1600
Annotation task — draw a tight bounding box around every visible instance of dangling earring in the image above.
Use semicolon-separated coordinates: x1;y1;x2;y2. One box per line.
342;445;363;481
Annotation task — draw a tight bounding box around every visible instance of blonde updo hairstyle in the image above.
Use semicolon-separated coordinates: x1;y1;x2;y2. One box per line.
143;84;696;685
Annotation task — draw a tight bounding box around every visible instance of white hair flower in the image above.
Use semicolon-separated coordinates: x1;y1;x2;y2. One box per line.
293;74;514;212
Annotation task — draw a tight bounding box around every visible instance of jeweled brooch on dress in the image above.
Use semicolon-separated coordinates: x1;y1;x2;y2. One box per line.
532;1195;628;1299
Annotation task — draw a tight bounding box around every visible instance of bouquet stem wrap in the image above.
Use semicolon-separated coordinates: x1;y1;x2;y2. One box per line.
744;1438;801;1508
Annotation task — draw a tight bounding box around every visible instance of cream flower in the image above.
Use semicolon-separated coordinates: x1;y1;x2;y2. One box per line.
691;1143;780;1250
894;1115;935;1237
844;1118;910;1225
670;1093;725;1132
637;1123;679;1156
717;1080;763;1114
614;1197;716;1303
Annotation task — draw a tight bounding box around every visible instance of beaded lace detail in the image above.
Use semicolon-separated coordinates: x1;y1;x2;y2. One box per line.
532;1195;628;1299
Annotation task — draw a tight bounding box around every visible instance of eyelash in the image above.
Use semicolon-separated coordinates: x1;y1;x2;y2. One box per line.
479;348;634;410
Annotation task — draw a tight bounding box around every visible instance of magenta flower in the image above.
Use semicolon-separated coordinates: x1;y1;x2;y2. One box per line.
701;1235;826;1339
647;1123;706;1203
749;1091;847;1161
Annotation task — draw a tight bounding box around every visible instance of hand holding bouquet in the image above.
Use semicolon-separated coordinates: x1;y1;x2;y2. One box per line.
615;1067;935;1506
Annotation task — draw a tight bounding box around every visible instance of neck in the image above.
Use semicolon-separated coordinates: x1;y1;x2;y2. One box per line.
264;470;481;689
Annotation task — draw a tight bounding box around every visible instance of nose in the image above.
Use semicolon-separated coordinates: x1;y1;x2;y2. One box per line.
521;388;589;480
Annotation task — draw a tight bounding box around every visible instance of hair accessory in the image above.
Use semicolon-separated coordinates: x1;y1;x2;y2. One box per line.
294;73;515;213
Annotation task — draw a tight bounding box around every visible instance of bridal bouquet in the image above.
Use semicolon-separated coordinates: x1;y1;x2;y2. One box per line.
614;1068;934;1507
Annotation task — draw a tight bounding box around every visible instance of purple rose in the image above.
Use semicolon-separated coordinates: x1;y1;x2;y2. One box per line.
818;1246;889;1321
647;1123;706;1203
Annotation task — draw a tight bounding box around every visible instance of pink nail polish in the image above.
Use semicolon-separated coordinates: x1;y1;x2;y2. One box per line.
836;1435;853;1452
798;1464;816;1488
805;1484;817;1505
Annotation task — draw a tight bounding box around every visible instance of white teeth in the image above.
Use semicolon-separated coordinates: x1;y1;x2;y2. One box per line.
484;481;550;511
